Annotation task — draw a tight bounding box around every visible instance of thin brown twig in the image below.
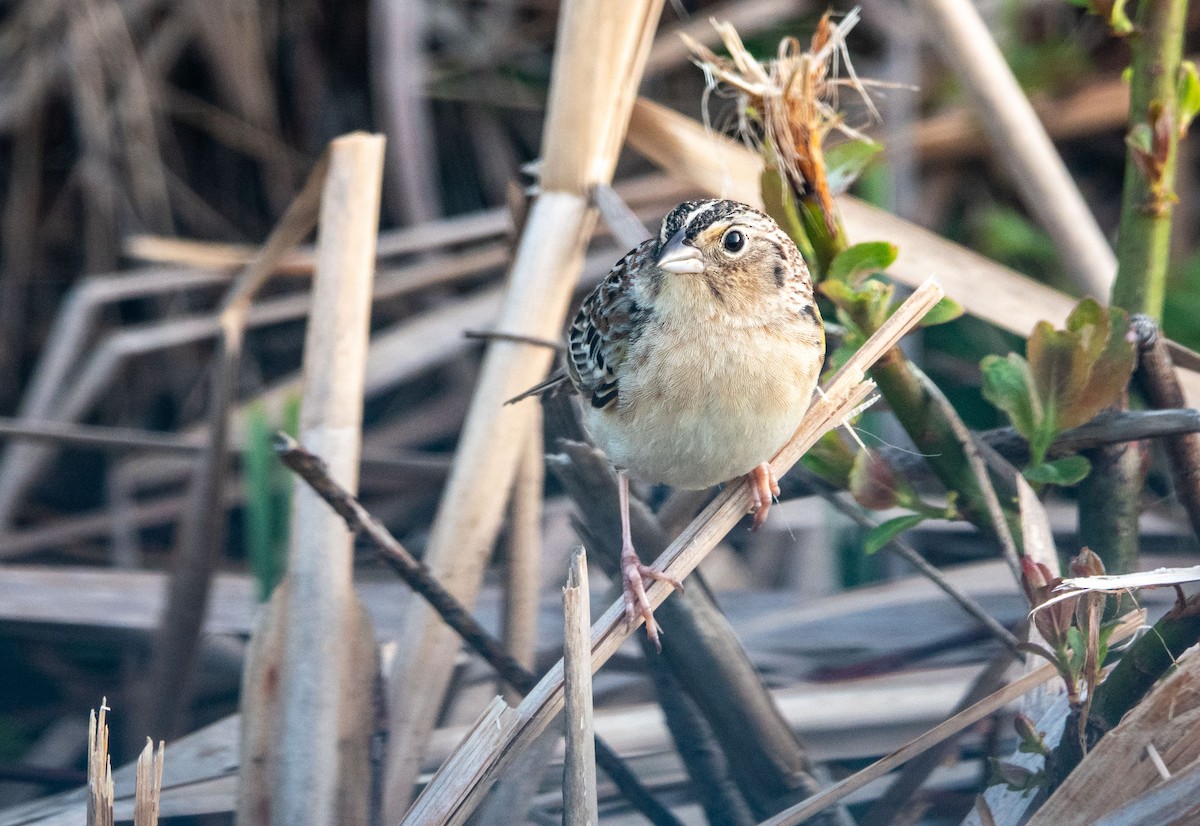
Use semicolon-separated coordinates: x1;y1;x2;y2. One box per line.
463;330;564;350
1132;315;1200;542
798;469;1023;655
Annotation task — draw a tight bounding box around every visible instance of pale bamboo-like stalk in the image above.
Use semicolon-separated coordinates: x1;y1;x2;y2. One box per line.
382;0;665;817
140;145;331;742
910;0;1115;297
134;738;164;826
502;408;544;699
400;280;944;826
237;133;385;826
562;547;598;826
624;98;1200;407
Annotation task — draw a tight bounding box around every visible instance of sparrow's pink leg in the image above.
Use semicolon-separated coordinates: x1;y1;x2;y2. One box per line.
618;471;683;652
747;461;781;531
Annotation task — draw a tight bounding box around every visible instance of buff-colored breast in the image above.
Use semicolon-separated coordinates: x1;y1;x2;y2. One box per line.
583;315;823;489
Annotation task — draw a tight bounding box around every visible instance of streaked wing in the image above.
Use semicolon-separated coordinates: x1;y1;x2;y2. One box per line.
567;239;655;410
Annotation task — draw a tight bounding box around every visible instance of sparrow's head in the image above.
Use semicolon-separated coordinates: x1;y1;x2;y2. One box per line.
649;199;809;316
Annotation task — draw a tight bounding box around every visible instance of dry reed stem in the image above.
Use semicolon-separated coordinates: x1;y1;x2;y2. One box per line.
238;133;385;826
134;738;164;826
383;0;666;815
87;700;114;826
562;548;598;826
400;279;944;825
911;0;1114;298
503;409;545;692
370;0;442;223
140;140;332;742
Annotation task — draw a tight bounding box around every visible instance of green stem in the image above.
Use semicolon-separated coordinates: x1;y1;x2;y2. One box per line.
1111;0;1189;317
1083;0;1189;575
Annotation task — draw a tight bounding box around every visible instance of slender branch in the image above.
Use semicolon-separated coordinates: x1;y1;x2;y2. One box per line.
272;433;682;826
798;469;1022;655
1132;315;1200;542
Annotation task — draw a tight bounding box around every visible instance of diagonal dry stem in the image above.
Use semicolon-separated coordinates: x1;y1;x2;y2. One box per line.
400;279;944;826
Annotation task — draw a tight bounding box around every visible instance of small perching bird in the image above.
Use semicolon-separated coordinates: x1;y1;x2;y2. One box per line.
513;199;825;649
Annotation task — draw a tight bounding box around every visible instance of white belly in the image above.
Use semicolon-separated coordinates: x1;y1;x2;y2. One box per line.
583;323;820;489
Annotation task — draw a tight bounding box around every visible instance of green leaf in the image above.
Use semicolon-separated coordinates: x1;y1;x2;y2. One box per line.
1066;626;1087;675
245;405;283;601
1065;298;1109;362
760;163;817;269
1028;321;1086;413
828;241;898;284
980;353;1043;447
864;513;926;555
1059;306;1136;430
1023;455;1092;486
917;296;965;327
824;139;883;195
1179;62;1200;137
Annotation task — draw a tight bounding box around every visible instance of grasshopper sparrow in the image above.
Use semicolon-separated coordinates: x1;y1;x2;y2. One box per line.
518;199;824;649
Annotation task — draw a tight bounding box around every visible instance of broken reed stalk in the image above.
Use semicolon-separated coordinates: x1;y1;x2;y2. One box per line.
139;145;331;742
88;701;114;826
237;133;385;826
272;433;680;824
134;738;165;826
399;279;945;826
1034;646;1200;824
562;548;599;826
911;0;1115;296
383;0;666;816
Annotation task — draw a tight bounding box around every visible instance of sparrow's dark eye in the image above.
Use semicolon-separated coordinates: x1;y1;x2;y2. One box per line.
722;230;745;253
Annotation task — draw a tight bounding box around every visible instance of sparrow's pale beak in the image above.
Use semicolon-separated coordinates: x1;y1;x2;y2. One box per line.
655;230;705;274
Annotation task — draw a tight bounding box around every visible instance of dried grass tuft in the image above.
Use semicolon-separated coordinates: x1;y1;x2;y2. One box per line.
683;10;880;230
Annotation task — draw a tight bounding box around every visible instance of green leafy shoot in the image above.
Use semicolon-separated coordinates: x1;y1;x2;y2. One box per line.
801;429;857;488
827;241;897;284
761;162;819;273
981;299;1135;472
918;296;965;327
244;395;301;601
